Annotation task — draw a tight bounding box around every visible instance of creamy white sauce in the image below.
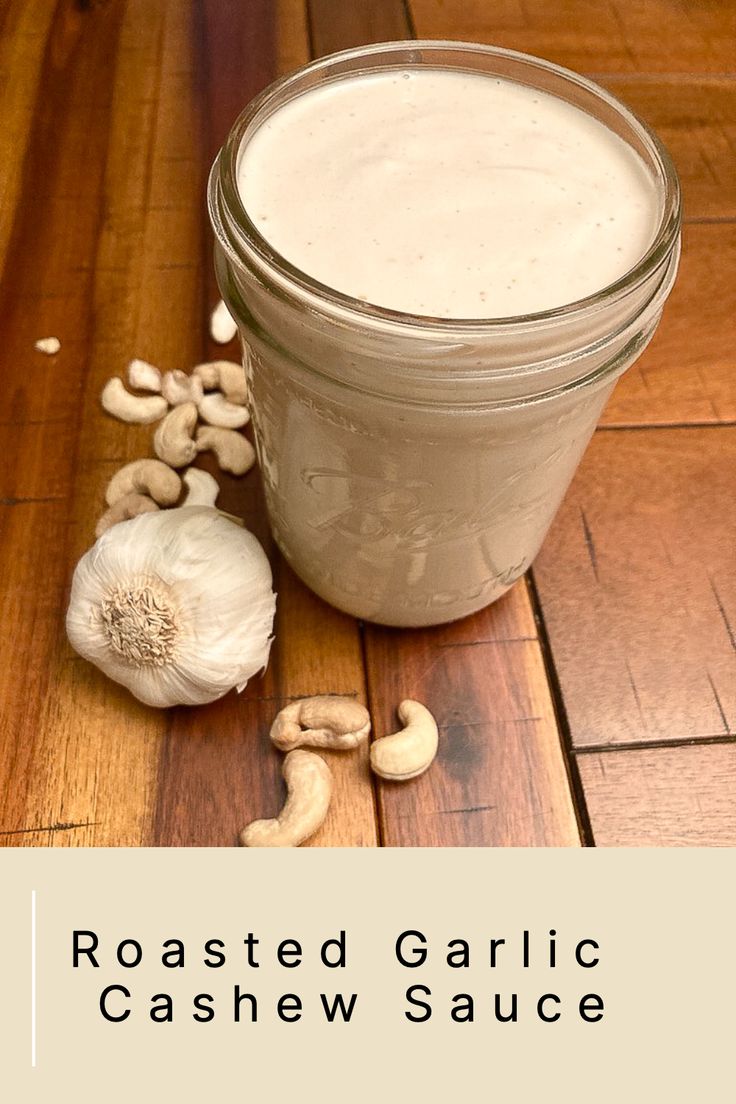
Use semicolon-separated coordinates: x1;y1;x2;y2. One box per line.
237;69;660;319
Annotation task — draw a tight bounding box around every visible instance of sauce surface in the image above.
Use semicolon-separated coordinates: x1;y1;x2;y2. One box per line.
238;69;659;318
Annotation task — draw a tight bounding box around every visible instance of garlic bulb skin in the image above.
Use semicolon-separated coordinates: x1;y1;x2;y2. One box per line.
66;507;276;707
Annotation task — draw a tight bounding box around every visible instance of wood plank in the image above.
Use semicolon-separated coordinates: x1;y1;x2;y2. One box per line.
57;0;205;848
0;0;56;283
0;0;162;844
408;0;735;75
602;224;736;427
533;428;736;749
577;744;736;845
149;0;377;846
277;0;310;74
364;582;582;846
308;0;412;56
24;1;214;847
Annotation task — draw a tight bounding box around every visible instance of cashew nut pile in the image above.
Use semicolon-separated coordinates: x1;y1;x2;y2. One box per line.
241;695;439;847
95;312;256;538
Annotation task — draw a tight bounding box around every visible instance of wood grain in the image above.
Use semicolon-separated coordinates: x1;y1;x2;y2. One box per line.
409;0;735;75
578;744;736;845
0;0;166;847
0;1;57;281
308;0;412;56
277;0;310;74
533;429;736;748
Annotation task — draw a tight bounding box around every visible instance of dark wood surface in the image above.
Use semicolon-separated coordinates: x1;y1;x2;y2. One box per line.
0;0;733;847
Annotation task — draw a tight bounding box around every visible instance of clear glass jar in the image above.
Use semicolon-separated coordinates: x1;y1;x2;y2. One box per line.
208;41;681;627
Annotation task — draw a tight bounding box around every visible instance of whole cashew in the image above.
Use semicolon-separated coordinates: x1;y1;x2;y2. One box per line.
195;426;255;475
95;493;159;537
241;750;333;848
153;402;198;467
370;700;439;782
271;696;371;751
101;377;168;424
105;458;181;507
182;467;220;507
161;369;204;406
210;298;238;344
198;391;250;429
193;361;248;405
127;358;162;393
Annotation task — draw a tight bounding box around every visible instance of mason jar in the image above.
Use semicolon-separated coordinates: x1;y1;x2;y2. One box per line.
208;41;681;627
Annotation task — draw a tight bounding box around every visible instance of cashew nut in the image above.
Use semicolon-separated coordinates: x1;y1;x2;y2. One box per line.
127;358;162;392
95;493;159;538
210;298;238;344
182;467;219;507
271;696;371;751
35;336;61;355
153;402;198;467
161;369;204;406
101;377;168;424
240;750;333;847
193;360;248;405
370;700;439;782
105;458;182;507
198;391;250;429
195;426;255;475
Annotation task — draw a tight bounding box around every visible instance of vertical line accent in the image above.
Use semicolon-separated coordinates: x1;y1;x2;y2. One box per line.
31;889;37;1069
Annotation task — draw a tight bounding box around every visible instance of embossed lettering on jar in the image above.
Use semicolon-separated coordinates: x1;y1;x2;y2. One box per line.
208;42;681;627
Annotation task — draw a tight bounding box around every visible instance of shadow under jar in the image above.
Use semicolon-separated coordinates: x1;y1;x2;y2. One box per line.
208;41;681;628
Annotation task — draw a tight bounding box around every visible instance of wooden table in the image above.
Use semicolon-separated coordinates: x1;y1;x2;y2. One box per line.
1;0;734;847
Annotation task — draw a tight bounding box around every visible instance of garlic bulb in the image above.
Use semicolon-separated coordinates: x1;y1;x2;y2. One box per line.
66;507;276;707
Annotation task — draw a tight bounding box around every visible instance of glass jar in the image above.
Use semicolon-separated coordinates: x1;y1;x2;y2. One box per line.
208;41;681;627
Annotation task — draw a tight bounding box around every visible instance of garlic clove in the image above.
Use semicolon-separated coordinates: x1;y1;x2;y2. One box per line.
66;507;276;708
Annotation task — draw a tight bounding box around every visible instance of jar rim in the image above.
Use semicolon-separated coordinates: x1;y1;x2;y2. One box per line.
211;39;681;334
